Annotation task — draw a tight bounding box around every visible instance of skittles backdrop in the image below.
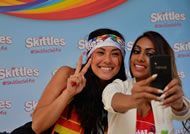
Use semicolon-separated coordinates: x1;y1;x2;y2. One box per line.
0;0;190;133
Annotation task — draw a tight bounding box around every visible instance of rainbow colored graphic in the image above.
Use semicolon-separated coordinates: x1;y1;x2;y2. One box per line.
0;0;127;20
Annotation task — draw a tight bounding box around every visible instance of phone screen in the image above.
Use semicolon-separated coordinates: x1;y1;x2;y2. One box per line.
149;55;173;90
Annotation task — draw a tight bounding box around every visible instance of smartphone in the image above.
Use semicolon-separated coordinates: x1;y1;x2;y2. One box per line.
149;55;173;90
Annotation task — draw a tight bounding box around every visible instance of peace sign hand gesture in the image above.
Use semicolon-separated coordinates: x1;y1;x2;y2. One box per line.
66;54;91;97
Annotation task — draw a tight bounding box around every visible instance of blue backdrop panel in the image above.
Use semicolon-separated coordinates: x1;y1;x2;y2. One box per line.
0;0;190;133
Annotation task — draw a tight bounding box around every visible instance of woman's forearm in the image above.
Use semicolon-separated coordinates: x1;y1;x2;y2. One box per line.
32;90;73;134
112;93;134;113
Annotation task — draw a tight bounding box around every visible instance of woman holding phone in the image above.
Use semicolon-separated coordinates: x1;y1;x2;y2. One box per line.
102;31;190;134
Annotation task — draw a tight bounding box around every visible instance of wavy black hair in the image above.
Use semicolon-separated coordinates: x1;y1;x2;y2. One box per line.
67;28;127;134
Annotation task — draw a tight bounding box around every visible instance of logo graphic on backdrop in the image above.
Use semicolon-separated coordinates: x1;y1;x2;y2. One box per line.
0;35;12;51
0;100;12;116
150;11;186;28
26;36;65;54
173;41;190;58
0;0;128;20
78;39;89;56
25;100;37;117
0;66;40;86
178;71;185;79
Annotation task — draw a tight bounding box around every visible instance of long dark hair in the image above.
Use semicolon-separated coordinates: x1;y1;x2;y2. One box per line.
67;28;127;134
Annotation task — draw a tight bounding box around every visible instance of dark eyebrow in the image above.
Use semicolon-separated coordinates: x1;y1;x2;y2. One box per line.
112;48;121;52
96;47;121;52
146;48;156;52
135;45;156;52
134;45;140;49
96;47;106;52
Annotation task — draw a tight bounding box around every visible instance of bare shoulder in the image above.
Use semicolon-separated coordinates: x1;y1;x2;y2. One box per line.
35;66;75;106
55;66;75;77
58;66;74;72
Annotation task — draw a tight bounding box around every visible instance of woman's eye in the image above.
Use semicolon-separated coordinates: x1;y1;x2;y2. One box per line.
133;49;140;54
96;51;104;54
112;53;120;56
146;53;155;57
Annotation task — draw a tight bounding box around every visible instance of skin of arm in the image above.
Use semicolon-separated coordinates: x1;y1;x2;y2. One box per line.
111;93;135;113
32;55;91;134
111;75;162;113
112;78;188;115
32;66;75;134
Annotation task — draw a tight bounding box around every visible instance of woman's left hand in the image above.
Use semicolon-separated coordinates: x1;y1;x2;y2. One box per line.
160;78;184;111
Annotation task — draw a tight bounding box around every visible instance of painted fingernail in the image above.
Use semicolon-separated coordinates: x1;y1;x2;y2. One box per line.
72;82;76;87
159;94;166;100
163;86;168;91
157;96;162;101
158;89;163;94
152;74;158;78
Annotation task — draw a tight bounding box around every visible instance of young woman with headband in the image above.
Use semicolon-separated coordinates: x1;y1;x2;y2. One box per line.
30;28;127;134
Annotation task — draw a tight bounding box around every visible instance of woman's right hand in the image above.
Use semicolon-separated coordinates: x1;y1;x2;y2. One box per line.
66;54;91;97
131;74;162;107
111;74;162;113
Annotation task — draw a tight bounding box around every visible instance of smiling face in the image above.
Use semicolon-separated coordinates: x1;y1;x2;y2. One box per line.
130;37;156;82
90;46;122;81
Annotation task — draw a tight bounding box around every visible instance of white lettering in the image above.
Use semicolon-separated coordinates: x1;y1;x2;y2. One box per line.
173;42;190;52
0;67;40;80
25;36;66;48
151;11;186;23
127;41;134;51
0;36;12;44
0;100;12;109
24;101;37;112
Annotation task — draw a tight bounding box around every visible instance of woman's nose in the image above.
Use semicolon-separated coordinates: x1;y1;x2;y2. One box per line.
137;53;145;62
104;54;112;63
